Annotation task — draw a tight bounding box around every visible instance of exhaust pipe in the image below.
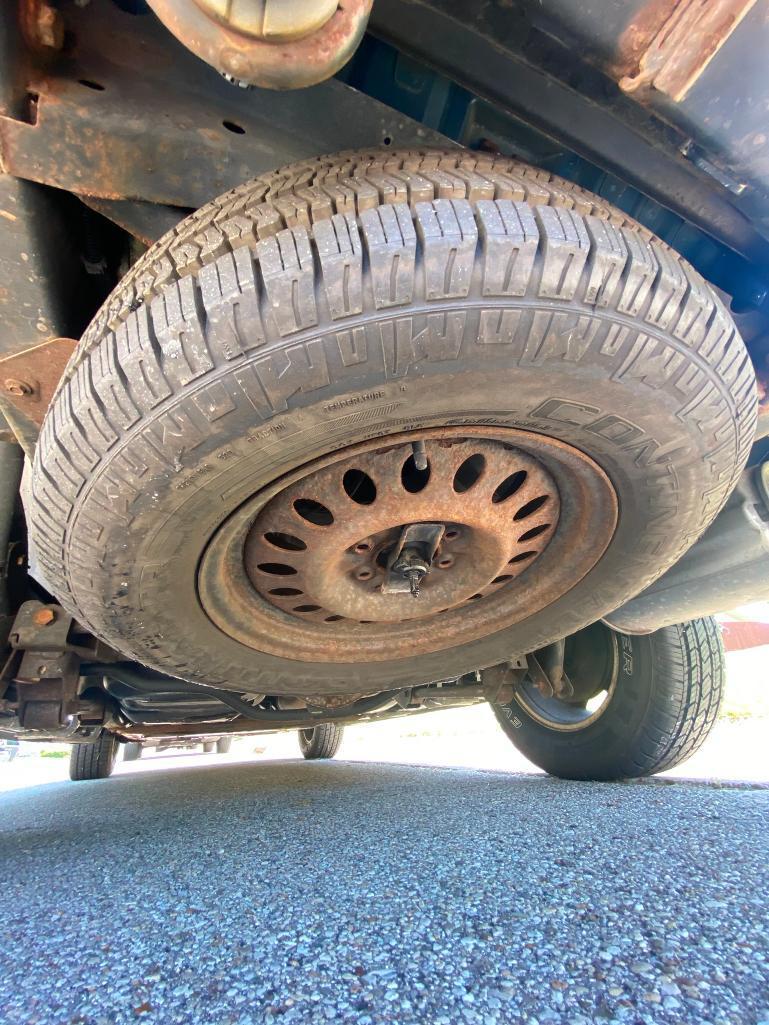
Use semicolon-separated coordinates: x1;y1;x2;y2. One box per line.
604;460;769;634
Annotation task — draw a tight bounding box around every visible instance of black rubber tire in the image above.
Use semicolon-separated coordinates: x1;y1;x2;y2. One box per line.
29;149;756;695
299;723;344;759
202;741;216;753
69;731;119;781
494;617;725;780
123;741;142;762
216;737;232;754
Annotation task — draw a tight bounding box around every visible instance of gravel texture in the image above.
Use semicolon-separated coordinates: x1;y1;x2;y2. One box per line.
1;760;767;1025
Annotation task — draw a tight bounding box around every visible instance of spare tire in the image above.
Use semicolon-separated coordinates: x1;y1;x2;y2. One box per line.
28;149;756;697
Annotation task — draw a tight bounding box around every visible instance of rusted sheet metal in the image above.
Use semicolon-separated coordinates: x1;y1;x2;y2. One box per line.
0;174;81;358
0;1;448;208
146;0;372;89
0;335;76;428
618;0;759;101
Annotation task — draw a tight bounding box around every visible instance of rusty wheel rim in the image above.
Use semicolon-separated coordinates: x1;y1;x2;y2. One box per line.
198;427;618;664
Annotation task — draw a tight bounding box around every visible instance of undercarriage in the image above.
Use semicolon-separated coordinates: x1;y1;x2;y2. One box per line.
1;0;767;782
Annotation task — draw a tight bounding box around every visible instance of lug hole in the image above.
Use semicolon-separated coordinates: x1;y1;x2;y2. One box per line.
356;568;373;581
343;468;377;505
514;495;549;521
453;454;485;493
294;499;334;525
264;531;307;551
492;470;527;504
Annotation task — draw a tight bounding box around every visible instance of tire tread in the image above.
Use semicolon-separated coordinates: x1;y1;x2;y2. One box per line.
69;732;118;781
299;724;344;759
29;150;757;687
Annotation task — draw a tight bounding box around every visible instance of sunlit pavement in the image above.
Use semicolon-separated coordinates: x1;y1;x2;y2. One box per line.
2;755;768;1025
2;704;767;795
2;652;769;1024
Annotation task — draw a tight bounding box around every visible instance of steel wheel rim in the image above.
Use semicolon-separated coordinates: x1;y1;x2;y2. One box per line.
198;427;618;663
510;623;620;731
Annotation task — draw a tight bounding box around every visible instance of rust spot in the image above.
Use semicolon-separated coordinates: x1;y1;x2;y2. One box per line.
0;337;77;427
146;0;372;90
614;0;680;78
616;0;759;102
19;0;64;52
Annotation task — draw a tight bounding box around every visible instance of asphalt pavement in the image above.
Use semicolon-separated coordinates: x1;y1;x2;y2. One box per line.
1;760;768;1025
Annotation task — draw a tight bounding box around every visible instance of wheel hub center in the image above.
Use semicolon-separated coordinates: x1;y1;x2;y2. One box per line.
382;522;445;597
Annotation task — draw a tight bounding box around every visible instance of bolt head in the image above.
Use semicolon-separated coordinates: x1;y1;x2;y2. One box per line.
4;378;33;397
33;608;56;626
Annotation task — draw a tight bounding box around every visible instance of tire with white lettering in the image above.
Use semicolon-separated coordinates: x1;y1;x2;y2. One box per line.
492;617;725;779
28;149;756;696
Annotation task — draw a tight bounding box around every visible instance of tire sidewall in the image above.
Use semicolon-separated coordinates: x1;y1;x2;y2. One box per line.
58;325;737;693
495;631;660;779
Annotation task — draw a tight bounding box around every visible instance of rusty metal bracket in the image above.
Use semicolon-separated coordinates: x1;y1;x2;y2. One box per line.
9;600;73;653
0;336;76;429
1;600;111;729
8;599;117;660
618;0;759;102
481;660;527;705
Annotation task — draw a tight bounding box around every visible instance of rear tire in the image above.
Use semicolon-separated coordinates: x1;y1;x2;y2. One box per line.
69;731;119;781
216;737;232;754
299;723;344;759
123;741;142;762
493;617;725;780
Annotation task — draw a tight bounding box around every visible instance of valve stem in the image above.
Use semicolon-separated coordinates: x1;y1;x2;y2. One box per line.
412;440;428;471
